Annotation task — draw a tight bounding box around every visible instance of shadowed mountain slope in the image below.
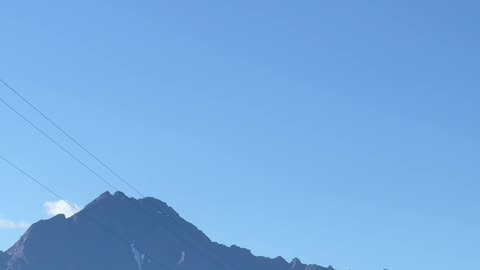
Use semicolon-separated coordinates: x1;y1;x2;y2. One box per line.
2;192;333;270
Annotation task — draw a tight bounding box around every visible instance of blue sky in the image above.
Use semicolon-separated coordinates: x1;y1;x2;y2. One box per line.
0;1;479;269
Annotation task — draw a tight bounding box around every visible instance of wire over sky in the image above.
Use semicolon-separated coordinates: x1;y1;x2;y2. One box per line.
0;79;144;197
0;153;173;270
0;79;234;270
0;95;118;192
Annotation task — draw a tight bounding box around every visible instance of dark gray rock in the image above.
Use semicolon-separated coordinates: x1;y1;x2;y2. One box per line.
0;250;9;266
3;191;332;270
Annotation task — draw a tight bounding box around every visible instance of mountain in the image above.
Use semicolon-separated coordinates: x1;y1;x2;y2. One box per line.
1;191;333;270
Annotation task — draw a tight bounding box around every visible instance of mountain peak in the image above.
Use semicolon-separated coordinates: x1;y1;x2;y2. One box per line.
81;191;180;221
113;191;128;198
3;191;332;270
85;190;114;206
91;190;128;202
291;258;303;269
82;190;135;212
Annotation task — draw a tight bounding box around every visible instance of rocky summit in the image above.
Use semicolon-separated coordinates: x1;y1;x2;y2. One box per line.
1;192;333;270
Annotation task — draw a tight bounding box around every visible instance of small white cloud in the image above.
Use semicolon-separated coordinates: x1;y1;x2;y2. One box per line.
0;219;30;230
44;200;80;218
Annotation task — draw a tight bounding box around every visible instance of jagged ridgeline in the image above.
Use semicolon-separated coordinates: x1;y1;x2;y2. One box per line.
1;192;333;270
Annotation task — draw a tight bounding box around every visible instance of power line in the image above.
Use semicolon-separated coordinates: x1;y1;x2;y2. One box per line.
0;96;118;192
0;153;170;270
0;152;230;270
0;80;234;270
0;154;65;201
0;79;144;197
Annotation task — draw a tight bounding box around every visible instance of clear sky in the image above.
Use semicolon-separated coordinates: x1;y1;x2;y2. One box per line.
0;1;478;270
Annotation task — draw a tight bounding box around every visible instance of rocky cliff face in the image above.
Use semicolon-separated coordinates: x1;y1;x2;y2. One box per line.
2;192;333;270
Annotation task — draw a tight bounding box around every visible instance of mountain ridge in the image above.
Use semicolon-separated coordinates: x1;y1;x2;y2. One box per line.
2;191;333;270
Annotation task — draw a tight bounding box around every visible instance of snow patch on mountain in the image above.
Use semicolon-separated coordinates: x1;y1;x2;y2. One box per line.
130;243;145;270
177;250;185;265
